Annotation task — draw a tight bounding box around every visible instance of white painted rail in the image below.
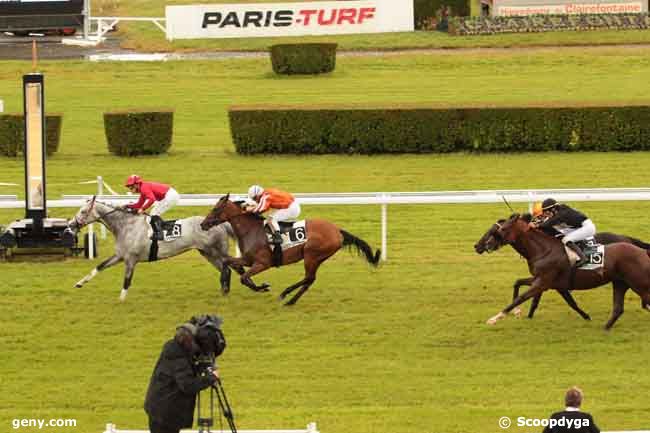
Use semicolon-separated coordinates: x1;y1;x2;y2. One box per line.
4;188;650;261
103;422;319;433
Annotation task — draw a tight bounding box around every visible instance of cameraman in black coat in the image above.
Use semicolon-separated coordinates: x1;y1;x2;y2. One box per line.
144;323;219;433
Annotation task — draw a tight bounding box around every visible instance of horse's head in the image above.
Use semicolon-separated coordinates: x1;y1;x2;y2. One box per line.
201;194;242;230
68;196;98;230
495;213;532;244
474;219;507;254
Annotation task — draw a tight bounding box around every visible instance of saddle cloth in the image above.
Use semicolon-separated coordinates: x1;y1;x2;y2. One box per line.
564;237;604;270
267;220;308;251
146;217;182;242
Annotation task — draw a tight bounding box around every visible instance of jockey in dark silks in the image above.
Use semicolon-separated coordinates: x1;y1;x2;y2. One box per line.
530;198;596;269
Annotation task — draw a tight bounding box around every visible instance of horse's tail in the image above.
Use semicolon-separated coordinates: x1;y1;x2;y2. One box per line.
340;229;381;267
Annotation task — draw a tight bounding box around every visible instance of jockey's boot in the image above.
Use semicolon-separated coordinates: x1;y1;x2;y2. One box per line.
269;229;283;267
150;215;164;241
566;241;587;268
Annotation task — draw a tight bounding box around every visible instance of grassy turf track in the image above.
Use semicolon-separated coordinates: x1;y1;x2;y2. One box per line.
1;49;650;433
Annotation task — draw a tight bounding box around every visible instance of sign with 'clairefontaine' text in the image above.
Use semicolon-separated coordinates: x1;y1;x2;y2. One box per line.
492;0;647;15
165;0;414;40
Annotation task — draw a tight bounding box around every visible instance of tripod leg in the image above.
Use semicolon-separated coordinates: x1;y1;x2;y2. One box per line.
213;382;237;433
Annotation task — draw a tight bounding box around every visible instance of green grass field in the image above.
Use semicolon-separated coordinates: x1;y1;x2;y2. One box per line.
2;48;650;433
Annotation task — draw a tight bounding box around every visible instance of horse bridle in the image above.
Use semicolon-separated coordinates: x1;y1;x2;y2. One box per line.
73;201;125;228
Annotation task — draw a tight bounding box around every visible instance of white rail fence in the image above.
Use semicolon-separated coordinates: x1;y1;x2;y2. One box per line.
5;185;650;260
99;424;643;433
103;422;318;433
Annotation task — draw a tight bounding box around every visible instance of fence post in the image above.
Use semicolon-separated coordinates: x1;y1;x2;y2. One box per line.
381;202;387;261
97;175;106;239
528;191;536;213
88;222;95;259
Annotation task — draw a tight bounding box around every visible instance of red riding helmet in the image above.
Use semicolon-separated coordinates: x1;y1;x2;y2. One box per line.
125;174;142;187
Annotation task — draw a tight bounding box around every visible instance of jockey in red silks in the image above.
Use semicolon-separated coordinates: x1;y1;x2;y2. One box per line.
245;184;300;246
124;175;180;241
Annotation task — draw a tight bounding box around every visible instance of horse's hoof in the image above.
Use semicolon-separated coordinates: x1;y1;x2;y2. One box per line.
583;315;592;321
119;290;128;302
258;283;271;292
74;283;82;288
221;287;230;296
513;307;522;318
486;319;497;325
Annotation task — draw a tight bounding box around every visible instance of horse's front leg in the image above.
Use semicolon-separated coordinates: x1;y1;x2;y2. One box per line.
75;254;122;288
224;256;270;292
557;289;591;320
512;277;533;318
240;262;272;292
119;260;137;302
223;256;247;276
487;278;548;325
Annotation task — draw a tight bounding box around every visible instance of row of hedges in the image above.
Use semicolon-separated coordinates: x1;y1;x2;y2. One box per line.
449;13;650;35
415;0;471;29
0;111;173;157
0;114;62;156
229;105;650;154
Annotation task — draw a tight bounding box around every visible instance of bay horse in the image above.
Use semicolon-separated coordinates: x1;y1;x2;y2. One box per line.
475;218;650;320
69;197;233;301
482;213;650;329
200;194;381;306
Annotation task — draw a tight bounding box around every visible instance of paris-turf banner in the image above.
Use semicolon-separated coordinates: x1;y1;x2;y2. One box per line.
165;0;414;40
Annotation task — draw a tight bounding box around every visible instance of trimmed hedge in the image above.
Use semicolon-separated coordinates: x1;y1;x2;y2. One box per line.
415;0;471;29
270;43;337;75
449;13;650;35
0;114;62;157
104;110;174;156
229;105;650;154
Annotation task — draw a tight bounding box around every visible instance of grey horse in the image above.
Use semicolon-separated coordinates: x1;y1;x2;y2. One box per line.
69;196;233;301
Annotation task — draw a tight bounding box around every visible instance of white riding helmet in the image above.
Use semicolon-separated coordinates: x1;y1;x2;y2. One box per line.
248;185;264;200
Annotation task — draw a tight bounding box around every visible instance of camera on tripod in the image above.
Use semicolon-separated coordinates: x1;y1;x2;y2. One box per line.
182;314;236;433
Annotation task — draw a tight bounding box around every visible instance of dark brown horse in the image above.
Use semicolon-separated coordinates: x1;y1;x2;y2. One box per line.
200;194;381;305
482;213;650;329
475;218;650;320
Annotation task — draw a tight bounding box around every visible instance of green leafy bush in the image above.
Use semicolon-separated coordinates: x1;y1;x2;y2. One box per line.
415;0;471;29
270;43;337;75
104;110;174;156
449;13;650;35
0;114;62;157
229;104;650;154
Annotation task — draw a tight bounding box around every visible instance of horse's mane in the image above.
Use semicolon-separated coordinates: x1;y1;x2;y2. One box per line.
228;200;265;222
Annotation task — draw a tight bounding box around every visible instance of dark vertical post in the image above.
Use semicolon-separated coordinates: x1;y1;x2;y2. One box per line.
23;73;46;228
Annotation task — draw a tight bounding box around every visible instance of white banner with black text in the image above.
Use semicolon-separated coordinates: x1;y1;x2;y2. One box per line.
165;0;414;40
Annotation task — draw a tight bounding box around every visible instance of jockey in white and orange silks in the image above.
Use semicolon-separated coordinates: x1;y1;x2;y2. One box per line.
245;185;300;245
